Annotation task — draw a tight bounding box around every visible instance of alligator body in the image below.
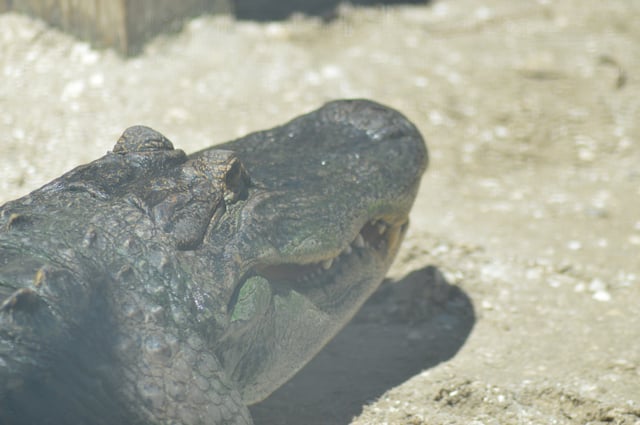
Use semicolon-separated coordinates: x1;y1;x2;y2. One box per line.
0;99;427;424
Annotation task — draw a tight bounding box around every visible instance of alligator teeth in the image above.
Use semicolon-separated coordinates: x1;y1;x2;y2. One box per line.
294;220;389;283
353;233;365;248
322;258;333;270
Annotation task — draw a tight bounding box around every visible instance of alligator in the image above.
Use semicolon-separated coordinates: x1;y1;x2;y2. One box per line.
0;99;427;424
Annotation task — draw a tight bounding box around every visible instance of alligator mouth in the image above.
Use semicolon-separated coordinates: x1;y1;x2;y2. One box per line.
255;218;407;286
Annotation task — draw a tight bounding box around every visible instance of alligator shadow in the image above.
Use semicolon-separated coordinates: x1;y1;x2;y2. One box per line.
234;0;432;21
250;265;475;425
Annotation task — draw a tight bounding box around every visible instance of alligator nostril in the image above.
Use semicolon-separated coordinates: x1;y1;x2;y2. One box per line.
375;220;388;235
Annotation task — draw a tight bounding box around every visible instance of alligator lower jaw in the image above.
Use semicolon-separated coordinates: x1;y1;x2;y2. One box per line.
255;218;407;286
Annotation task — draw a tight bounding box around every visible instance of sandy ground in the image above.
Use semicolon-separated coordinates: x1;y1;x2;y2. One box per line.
1;0;639;423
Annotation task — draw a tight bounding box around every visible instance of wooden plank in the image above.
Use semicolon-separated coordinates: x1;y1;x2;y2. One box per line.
123;0;232;55
2;0;232;55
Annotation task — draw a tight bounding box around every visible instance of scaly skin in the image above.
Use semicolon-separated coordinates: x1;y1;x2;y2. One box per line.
0;99;427;424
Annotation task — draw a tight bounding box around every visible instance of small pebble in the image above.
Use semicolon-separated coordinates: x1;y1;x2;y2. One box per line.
567;240;582;250
628;235;640;246
592;291;611;302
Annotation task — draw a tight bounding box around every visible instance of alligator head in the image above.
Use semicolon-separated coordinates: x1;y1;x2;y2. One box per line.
0;99;427;424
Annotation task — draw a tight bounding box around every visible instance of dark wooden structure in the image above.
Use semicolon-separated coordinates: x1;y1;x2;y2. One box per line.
0;0;428;54
0;0;231;55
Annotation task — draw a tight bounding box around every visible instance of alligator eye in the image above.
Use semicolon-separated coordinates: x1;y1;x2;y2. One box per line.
113;125;174;153
224;157;250;203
